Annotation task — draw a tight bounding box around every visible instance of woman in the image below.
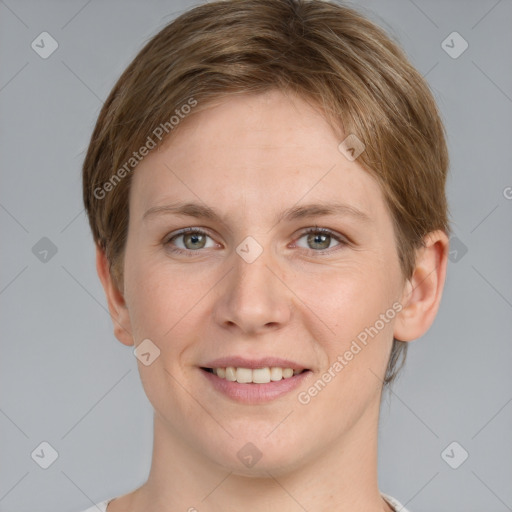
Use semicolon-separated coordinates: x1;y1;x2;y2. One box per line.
79;1;449;510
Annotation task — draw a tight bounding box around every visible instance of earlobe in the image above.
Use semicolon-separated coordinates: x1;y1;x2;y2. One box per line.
393;230;449;342
95;244;134;347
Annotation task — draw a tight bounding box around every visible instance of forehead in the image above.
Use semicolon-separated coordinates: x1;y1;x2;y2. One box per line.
130;90;387;224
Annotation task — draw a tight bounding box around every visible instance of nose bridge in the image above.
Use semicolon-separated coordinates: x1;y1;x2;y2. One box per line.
214;242;292;333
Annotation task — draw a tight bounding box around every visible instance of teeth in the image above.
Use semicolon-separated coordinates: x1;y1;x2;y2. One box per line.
236;367;252;383
225;367;236;381
270;367;283;381
253;368;271;383
212;366;303;384
282;368;294;378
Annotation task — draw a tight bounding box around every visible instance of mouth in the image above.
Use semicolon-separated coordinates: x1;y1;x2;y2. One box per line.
200;366;309;384
199;365;312;403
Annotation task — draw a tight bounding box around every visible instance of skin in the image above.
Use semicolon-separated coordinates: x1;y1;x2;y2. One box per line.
96;89;448;512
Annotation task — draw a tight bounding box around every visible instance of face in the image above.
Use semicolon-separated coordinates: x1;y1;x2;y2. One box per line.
120;89;407;475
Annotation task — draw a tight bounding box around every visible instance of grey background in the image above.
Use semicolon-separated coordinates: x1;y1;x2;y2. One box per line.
0;0;511;511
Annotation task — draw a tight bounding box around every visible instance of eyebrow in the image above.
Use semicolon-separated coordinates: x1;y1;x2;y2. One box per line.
142;201;371;225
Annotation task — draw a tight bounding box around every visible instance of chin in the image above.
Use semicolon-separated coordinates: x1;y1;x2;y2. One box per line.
206;432;311;477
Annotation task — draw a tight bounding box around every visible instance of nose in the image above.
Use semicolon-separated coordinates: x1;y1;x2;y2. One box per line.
212;248;293;335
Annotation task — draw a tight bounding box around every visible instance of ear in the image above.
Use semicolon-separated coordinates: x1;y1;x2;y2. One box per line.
393;230;449;342
95;243;134;346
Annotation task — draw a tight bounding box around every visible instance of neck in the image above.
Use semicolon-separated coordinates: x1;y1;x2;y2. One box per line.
130;397;391;512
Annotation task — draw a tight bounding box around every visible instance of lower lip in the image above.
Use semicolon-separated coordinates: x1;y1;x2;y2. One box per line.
200;368;312;404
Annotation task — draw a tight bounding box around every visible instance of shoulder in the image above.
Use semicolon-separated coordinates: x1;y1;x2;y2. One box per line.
382;493;411;512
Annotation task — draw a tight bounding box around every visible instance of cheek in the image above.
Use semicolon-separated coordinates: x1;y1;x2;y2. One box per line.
122;256;202;411
287;259;401;410
123;244;173;339
289;260;398;345
292;265;398;427
124;245;220;354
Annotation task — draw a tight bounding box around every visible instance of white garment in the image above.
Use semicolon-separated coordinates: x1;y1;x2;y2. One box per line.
77;493;411;511
382;493;412;511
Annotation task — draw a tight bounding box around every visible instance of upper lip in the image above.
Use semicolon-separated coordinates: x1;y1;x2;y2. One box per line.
202;356;309;370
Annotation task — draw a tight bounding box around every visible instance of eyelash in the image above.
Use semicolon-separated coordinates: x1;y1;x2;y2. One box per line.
164;226;347;257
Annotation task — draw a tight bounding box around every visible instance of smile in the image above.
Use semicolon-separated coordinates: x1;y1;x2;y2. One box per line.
202;366;306;384
200;366;312;403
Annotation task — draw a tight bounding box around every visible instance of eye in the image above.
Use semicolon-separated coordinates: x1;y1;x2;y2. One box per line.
165;228;217;252
164;226;347;255
294;227;346;251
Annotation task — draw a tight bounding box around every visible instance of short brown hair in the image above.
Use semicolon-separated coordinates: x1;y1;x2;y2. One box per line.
82;0;450;385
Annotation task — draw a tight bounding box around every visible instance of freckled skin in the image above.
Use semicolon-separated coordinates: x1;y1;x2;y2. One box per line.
97;89;448;512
